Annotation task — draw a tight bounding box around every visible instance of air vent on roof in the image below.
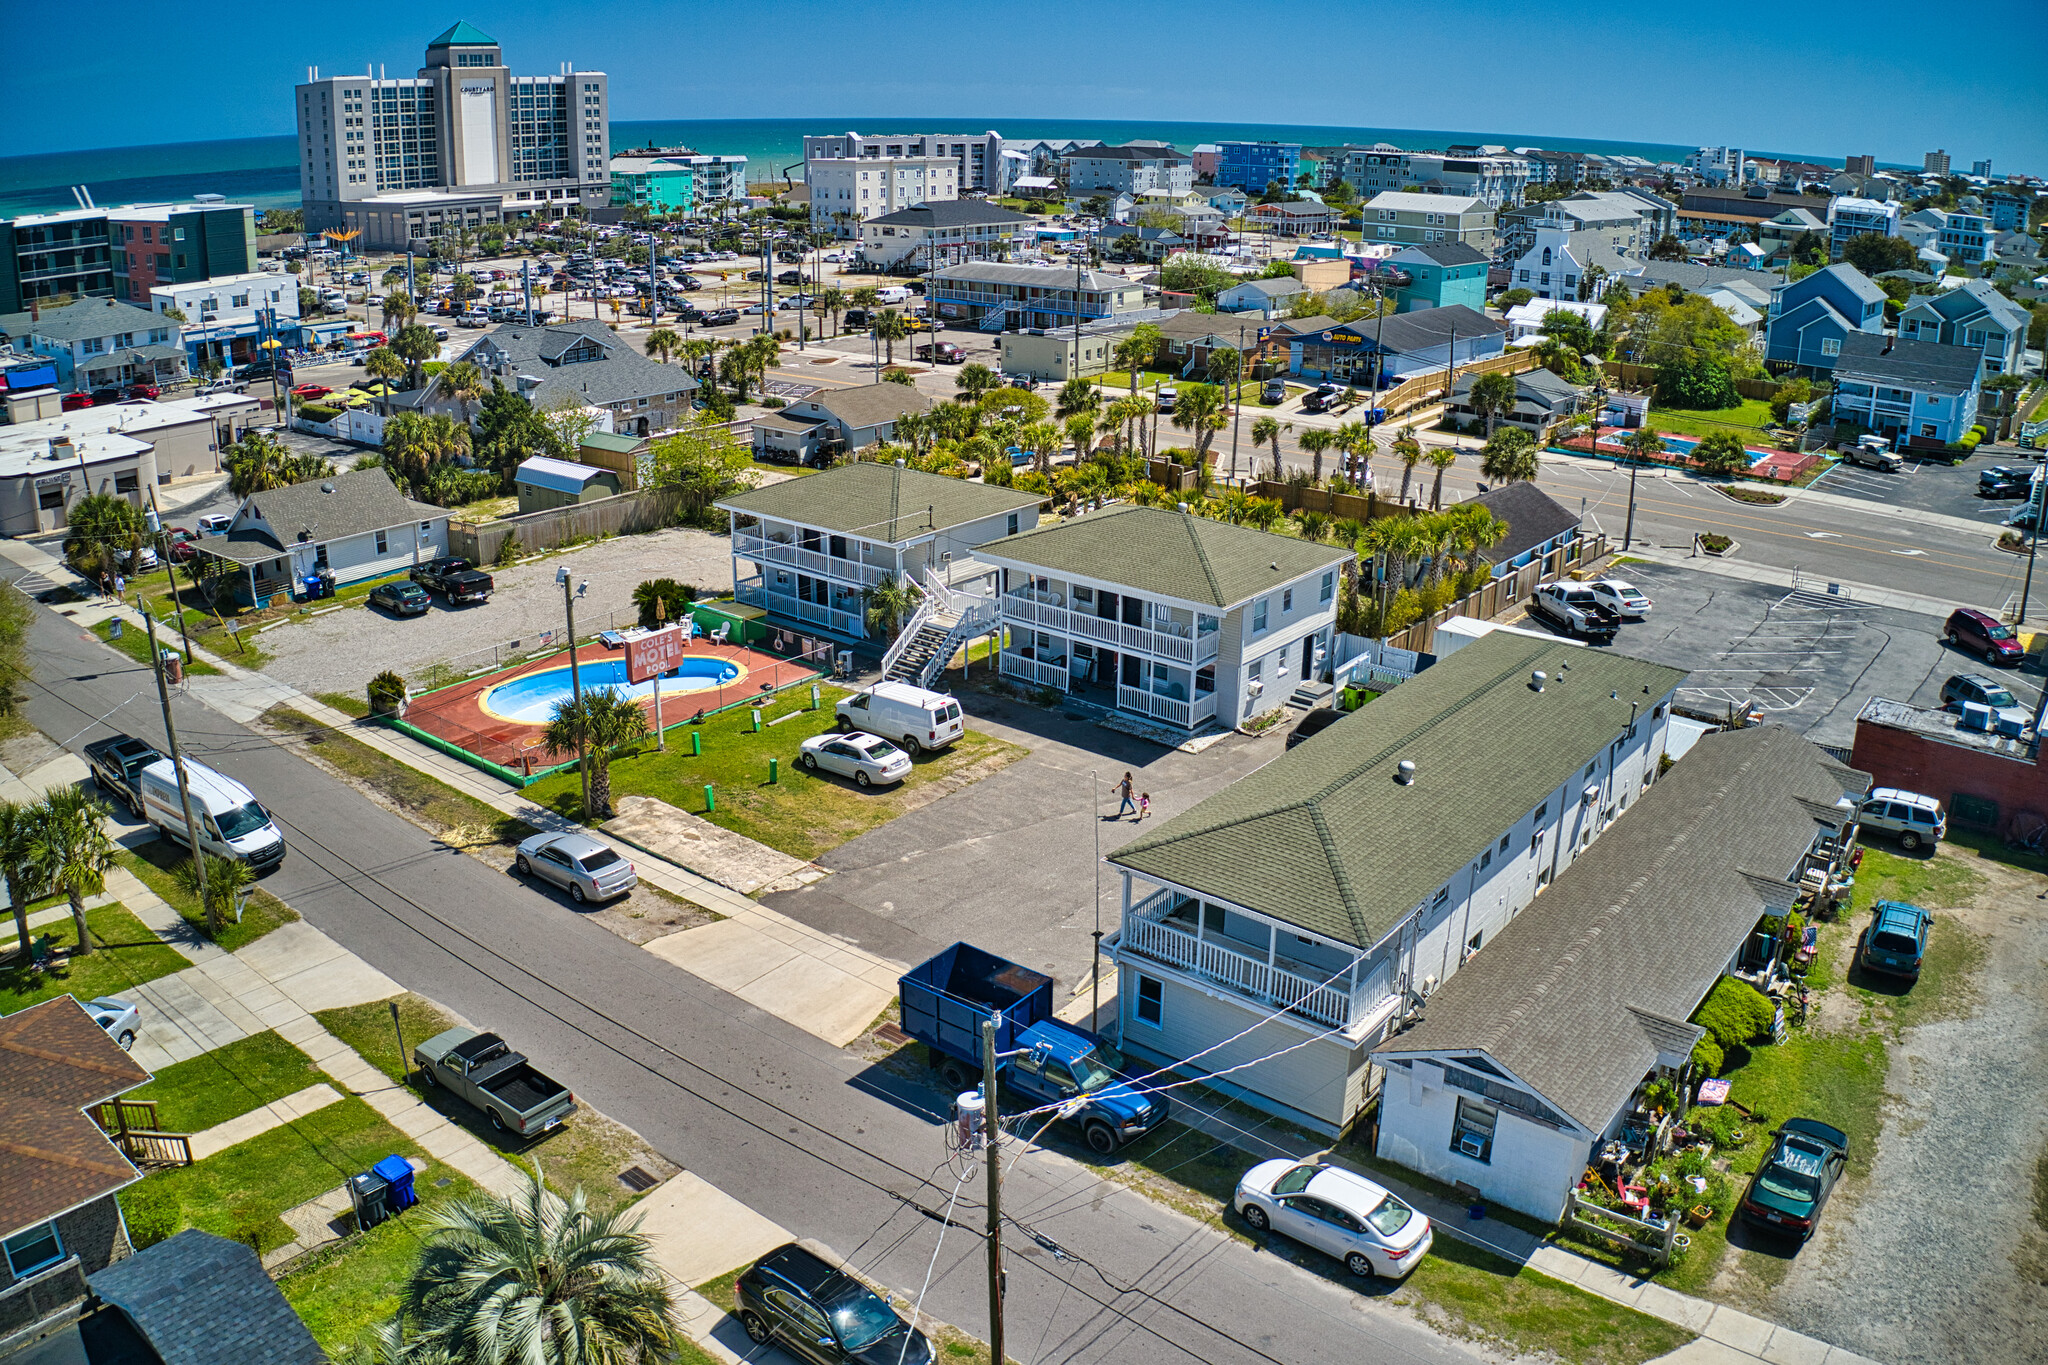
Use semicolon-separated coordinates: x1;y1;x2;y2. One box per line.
1395;760;1416;785
1530;670;1546;692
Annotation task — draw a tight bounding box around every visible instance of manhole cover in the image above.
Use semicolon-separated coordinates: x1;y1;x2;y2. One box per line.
618;1166;661;1192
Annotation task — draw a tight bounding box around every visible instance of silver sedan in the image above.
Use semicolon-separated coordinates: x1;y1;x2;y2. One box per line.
798;731;912;788
514;831;638;903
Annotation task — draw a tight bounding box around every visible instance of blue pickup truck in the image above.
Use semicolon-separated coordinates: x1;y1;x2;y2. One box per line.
899;942;1167;1156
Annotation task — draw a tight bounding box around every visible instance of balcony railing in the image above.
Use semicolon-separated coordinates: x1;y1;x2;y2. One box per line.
734;532;894;587
1115;895;1387;1032
1117;685;1216;729
0;1255;88;1338
1000;651;1069;690
1000;594;1215;663
736;583;865;638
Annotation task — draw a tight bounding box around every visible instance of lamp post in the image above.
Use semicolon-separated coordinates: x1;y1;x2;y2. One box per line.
558;566;590;817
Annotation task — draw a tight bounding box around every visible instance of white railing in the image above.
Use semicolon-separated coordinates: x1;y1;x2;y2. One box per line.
740;584;865;639
1000;652;1070;690
1116;911;1362;1031
735;533;893;587
1117;685;1217;728
1000;597;1214;663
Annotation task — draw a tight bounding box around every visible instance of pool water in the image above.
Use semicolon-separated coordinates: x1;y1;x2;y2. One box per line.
481;656;742;724
1594;431;1771;466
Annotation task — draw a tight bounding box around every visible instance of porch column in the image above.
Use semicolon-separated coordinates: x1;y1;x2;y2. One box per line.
1266;922;1277;968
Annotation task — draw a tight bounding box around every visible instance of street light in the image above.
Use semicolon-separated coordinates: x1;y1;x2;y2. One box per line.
557;565;591;817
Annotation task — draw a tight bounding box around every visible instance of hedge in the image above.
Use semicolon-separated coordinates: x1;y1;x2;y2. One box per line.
296;402;341;422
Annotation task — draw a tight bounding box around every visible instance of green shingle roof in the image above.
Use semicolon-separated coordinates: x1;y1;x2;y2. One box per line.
428;20;497;46
976;505;1348;609
716;462;1040;544
1111;631;1689;948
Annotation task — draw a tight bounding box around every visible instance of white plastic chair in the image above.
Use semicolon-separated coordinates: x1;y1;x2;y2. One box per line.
709;622;731;646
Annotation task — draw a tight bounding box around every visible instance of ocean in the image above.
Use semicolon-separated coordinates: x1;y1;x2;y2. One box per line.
0;117;1894;220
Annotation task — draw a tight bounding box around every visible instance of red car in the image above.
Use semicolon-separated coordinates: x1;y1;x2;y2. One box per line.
126;382;160;400
291;383;333;400
166;527;198;563
62;391;94;411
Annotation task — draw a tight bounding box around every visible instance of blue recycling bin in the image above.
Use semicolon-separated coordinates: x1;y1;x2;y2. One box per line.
373;1154;417;1211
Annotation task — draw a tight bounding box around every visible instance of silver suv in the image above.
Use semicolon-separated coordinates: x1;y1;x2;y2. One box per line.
1854;787;1945;851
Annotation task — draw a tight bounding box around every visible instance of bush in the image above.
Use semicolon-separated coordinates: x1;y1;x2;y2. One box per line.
367;669;408;712
121;1184;180;1250
632;577;696;627
1693;976;1775;1054
495;533;521;565
296;402;341;423
1690;1036;1725;1077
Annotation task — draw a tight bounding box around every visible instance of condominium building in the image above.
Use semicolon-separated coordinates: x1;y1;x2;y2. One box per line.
807;156;958;237
1826;197;1900;256
0;202;257;314
1358;192;1497;254
606;151;748;214
296;22;610;249
802;130;1006;191
1341;146;1529;207
1971;159;1993;180
1685;146;1747;186
926;262;1151;332
1845;154;1876;178
1924;150;1951;175
1062;144;1193;198
1214;142;1302;194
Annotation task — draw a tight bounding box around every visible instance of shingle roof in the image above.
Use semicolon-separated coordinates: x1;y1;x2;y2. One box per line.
1623;258;1763;294
459;320;699;410
1363;191;1489;215
1330;303;1505;354
866;201;1034;230
1467;481;1582;561
1226;278;1307;299
1111;632;1687;948
203;468;445;566
1833;332;1982;395
931;261;1134;293
0;998;151;1240
1154;311;1265;345
1389;242;1491;268
0;298;169;343
1375;726;1869;1131
90;1230;326;1365
1069;144;1188;164
807;381;932;431
716;460;1038;542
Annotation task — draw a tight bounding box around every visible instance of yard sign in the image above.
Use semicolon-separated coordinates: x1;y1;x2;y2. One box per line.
625;626;686;683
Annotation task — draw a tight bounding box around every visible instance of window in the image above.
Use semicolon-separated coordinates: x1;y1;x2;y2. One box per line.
1134;974;1163;1026
1820;337;1842;357
1432;886;1450;908
1467;930;1484;953
113;471;139;495
1451;1097;1497;1163
1584;763;1596;780
1281;588;1293;612
1320;570;1335;603
375;530;389;554
1499;834;1511;854
1534;803;1548;822
1252;598;1268;632
1479;848;1491;870
3;1223;64;1278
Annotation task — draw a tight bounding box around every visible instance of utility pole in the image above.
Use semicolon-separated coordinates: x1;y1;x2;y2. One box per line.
1230;322;1246;484
2021;471;2044;621
558;567;590;816
1091;769;1103;1035
1622;446;1643;553
145;487;193;666
141;607;208;914
981;1017;1005;1365
1073;260;1084;390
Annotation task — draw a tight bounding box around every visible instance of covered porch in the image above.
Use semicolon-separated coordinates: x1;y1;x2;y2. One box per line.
997;573;1221;729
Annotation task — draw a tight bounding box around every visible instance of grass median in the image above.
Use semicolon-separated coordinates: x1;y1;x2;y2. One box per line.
92;618;223;676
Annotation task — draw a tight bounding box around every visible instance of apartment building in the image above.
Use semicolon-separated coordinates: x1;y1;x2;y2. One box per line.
148;272;300;369
1341;146;1529;207
1827;196;1900;257
1215;142;1302;193
808;156;958;237
927;262;1150;332
1845;154;1877;178
1359;192;1496;254
1685;146;1747;186
802;130;1006;191
857;201;1033;268
1063;144;1193;198
0;201;257;314
296;22;610;249
1924;150;1951;175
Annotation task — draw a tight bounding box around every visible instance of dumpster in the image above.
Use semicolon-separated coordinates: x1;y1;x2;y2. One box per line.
348;1169;390;1231
373;1154;417;1211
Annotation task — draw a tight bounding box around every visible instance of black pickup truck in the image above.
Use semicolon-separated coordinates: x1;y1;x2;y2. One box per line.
410;556;494;605
84;734;164;817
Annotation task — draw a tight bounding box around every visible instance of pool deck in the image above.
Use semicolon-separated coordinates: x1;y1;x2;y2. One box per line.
402;640;826;774
1565;426;1825;484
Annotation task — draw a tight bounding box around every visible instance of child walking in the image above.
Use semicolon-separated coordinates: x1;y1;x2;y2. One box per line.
1138;792;1151;820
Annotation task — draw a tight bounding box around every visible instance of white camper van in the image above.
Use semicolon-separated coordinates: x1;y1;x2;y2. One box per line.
834;681;964;753
138;758;286;871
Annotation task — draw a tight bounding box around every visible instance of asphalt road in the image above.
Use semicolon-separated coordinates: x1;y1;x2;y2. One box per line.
10;592;1482;1365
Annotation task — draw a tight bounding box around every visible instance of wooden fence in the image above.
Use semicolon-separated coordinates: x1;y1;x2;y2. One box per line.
1381;532;1611;655
1380;348;1540;420
1246;480;1426;522
1601;361;1781;402
449;485;692;563
1563;1188;1680;1266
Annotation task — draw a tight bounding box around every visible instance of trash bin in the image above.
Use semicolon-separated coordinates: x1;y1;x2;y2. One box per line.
160;649;183;685
373;1154;417;1212
348;1170;390;1231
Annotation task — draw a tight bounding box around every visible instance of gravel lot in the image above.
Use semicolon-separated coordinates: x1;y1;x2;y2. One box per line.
257;526;738;697
1754;849;2048;1363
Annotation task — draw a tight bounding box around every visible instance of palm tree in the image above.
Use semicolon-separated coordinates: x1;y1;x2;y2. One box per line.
175;852;252;940
820;287;848;336
542;689;647;821
392;1168;679;1365
1249;415;1290;481
439;361;484;430
224;430;298;497
1064;412;1097;463
393;324;439;391
1426;446;1458;510
1480;427;1540;484
862;574;921;641
379;291;417;335
1334;420;1371;485
1468;371;1520;438
955;363;999;403
1018;420;1061;477
1394;429;1425;503
1112;323;1162;393
1056;378;1100;421
1298;427;1334;484
1445;504;1510;585
62;493;146;583
1110;394;1153;457
365;346;407;415
849;286;882;316
1170;382;1228;462
873;309;909;365
644;327;681;367
0;800;46;964
31;786;116;958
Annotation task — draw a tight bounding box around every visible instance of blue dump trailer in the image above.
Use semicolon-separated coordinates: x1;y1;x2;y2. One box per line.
899;942;1168;1155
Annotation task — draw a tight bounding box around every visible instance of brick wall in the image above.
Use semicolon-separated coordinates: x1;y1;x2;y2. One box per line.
1850;720;2048;834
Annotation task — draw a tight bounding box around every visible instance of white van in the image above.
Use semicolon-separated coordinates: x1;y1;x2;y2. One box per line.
835;681;964;754
138;758;286;871
874;285;912;305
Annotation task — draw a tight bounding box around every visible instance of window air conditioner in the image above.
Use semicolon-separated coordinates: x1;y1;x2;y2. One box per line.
1246;680;1263;697
1457;1134;1488;1160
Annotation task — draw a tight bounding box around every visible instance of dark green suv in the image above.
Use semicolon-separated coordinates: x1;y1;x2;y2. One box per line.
1739;1119;1848;1240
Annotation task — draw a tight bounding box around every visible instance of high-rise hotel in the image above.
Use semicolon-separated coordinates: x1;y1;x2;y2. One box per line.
297;21;609;249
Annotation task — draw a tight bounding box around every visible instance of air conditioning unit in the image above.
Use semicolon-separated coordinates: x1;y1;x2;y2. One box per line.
1246;680;1264;698
1457;1134;1488;1160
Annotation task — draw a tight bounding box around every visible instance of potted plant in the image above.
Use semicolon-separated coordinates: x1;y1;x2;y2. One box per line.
368;669;409;717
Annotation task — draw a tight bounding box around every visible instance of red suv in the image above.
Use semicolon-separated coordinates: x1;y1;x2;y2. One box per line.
62;391;94;411
1945;608;2023;666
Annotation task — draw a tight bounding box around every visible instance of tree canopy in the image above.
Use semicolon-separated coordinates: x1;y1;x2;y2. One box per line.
1841;233;1919;278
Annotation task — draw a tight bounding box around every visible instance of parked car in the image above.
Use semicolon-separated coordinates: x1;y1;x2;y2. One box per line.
915;341;964;364
835;682;963;754
1300;383;1342;413
1977;466;2032;499
1739;1119;1849;1240
1944;607;2023;666
698;308;740;327
736;1242;933;1365
1234;1160;1434;1279
1286;707;1348;750
197;514;233;536
776;270;804;285
1261;378;1288;403
1838;434;1902;471
1858;899;1933;979
166;528;198;563
124;544;158;572
514;830;638;903
1854;785;1946;851
841;308;870;328
85;734;165;818
90;386;125;407
1154;386;1178;413
410;556;494;605
1586;579;1652;619
291;383;333;400
414;1026;576;1135
138;756;286;871
798;731;911;788
1528;582;1619;642
1940;672;2023;717
61;391;94;411
125;382;160;400
367;581;431;616
84;996;141;1051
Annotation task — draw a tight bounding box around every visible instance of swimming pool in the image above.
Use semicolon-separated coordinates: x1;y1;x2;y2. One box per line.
1593;430;1773;466
480;656;743;724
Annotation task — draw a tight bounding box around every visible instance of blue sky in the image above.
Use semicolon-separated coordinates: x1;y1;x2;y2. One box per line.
23;0;2048;169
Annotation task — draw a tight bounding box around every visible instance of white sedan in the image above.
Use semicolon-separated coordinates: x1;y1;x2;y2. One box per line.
798;731;911;788
1588;579;1653;619
87;995;141;1050
1235;1160;1433;1279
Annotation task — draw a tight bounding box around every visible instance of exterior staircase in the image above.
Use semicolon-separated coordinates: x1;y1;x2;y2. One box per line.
978;303;1015;333
1285;679;1335;712
879;570;1001;690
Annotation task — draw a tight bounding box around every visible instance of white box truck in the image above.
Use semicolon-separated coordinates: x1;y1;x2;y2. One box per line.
138;758;286;871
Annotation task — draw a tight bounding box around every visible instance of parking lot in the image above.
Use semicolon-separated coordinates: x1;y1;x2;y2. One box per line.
1809;445;2040;531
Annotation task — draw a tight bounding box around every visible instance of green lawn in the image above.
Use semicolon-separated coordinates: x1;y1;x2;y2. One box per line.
264;707;537;848
317;691;372;719
520;687;1029;862
0;902;190;1011
280;1168;483;1353
127;1030;325;1133
317;995;660;1218
1643;399;1776;441
92;618;223;676
118;846;297;954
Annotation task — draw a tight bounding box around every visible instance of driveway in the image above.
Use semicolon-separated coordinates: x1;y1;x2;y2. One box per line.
256;526;738;696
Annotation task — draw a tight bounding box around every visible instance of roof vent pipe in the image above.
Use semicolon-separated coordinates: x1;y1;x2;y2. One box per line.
1395;760;1417;785
1530;670;1547;692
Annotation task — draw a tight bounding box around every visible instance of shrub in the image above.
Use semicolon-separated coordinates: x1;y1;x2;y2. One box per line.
1698;532;1733;553
295;402;341;423
1690;1035;1726;1077
632;577;696;627
1693;976;1775;1054
367;669;408;712
121;1184;180;1250
495;533;521;566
